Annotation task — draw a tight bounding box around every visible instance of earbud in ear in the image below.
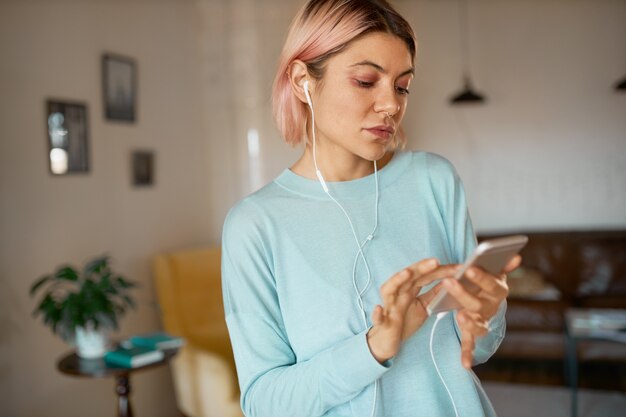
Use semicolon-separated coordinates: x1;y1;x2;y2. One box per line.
303;80;313;108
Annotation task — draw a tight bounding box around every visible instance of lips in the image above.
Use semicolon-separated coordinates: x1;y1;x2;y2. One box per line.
365;125;395;140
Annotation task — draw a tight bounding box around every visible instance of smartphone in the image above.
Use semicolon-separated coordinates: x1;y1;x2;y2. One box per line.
426;235;528;316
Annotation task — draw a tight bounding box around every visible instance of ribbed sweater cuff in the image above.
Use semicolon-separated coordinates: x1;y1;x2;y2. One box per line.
330;329;391;391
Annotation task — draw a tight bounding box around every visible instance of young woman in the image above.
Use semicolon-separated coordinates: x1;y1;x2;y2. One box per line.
222;1;519;416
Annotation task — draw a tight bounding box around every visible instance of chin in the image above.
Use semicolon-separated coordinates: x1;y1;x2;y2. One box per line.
363;144;390;162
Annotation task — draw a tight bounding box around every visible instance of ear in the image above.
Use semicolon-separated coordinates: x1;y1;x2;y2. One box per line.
288;60;312;105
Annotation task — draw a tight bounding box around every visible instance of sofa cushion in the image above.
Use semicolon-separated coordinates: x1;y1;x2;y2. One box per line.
495;331;565;360
506;299;567;332
508;267;561;301
577;243;626;297
578;340;626;361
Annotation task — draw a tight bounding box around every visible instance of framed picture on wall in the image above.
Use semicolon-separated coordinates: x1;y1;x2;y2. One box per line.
132;150;155;187
102;53;137;122
46;100;90;175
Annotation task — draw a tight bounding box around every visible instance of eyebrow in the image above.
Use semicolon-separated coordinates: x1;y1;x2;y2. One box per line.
350;60;415;77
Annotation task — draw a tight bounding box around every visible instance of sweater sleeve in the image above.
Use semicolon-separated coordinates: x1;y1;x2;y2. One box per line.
426;153;506;364
221;202;390;417
471;300;507;365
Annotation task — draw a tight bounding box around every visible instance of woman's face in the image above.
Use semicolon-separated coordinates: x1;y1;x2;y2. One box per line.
310;31;414;166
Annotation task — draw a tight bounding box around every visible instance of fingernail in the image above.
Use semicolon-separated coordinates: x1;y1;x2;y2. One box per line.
442;279;452;288
466;269;476;278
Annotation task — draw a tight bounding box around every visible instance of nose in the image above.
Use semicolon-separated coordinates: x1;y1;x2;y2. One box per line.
374;87;401;117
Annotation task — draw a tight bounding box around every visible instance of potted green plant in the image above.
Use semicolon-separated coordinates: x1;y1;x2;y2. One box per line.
30;255;137;358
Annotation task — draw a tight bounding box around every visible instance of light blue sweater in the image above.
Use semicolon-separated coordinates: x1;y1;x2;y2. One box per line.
222;151;505;417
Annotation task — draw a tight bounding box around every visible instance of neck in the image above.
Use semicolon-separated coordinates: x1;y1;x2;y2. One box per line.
292;145;393;182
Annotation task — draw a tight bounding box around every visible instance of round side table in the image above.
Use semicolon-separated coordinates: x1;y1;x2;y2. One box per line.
57;348;178;417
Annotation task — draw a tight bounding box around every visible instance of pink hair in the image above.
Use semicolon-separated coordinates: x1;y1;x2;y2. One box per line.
272;0;416;147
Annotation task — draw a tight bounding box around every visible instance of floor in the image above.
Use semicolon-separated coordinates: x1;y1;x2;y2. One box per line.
483;382;626;417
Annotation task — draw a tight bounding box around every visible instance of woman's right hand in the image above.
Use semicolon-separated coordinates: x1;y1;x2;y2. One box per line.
366;259;459;363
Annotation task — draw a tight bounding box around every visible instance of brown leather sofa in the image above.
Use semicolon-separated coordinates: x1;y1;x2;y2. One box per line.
475;230;626;388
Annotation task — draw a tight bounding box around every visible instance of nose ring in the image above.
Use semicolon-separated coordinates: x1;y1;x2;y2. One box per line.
383;104;401;118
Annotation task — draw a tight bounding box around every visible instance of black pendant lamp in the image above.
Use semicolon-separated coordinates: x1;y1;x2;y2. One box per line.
615;75;626;91
450;0;486;105
451;75;486;104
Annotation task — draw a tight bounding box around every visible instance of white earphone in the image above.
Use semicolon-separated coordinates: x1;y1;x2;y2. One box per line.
304;80;329;192
303;80;313;107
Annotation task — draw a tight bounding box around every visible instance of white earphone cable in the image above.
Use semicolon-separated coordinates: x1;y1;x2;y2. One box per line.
430;312;460;417
305;81;380;417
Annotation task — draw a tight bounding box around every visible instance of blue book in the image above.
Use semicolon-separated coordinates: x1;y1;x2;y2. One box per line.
104;345;164;368
128;332;185;350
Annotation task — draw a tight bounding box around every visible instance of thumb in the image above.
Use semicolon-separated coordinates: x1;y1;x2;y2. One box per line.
371;304;384;326
417;283;443;306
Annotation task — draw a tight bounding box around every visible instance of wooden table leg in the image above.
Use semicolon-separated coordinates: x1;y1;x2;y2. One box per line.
566;334;578;417
115;374;133;417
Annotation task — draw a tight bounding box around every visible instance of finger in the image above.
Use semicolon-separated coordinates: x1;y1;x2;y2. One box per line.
409;257;440;275
405;261;460;287
457;311;489;338
400;266;424;295
442;278;483;313
405;264;457;302
460;329;475;369
395;273;427;311
502;255;522;274
416;283;443;306
381;259;439;303
403;258;439;293
463;267;508;300
406;266;461;302
380;269;412;306
371;304;384;326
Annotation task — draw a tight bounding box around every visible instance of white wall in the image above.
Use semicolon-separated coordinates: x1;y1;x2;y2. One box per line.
397;0;626;232
0;1;215;416
1;0;625;416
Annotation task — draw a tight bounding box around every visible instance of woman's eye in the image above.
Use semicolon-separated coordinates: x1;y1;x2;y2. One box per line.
356;80;374;88
395;86;410;95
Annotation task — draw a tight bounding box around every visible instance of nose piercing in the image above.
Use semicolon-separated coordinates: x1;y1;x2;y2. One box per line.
384;105;400;118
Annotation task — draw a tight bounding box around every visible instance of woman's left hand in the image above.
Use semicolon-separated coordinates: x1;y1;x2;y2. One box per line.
441;255;522;369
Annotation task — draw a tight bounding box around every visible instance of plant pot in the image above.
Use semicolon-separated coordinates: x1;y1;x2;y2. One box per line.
75;325;108;359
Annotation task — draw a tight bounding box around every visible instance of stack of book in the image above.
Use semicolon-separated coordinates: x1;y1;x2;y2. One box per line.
104;332;185;368
127;331;185;350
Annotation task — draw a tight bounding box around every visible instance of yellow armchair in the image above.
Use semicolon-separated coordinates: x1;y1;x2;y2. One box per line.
153;247;242;417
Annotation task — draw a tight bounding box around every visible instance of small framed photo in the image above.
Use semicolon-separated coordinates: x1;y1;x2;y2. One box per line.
46;100;90;175
102;53;137;122
132;150;155;187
